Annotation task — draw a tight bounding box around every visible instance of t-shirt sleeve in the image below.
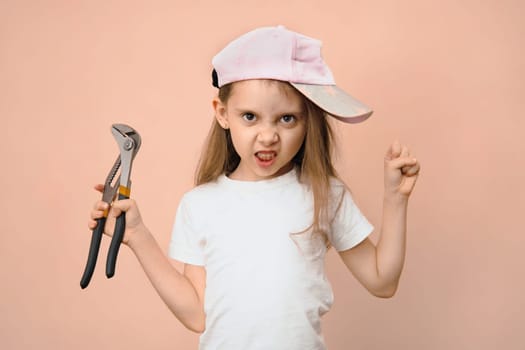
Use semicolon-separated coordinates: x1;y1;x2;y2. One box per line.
329;188;374;252
168;195;206;266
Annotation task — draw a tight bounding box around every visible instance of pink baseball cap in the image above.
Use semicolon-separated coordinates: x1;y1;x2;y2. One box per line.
212;25;373;123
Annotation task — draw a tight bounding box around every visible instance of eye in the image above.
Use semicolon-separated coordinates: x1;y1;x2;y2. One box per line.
280;115;296;124
242;113;256;122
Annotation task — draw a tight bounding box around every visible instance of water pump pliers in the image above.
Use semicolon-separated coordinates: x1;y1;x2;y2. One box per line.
80;124;141;289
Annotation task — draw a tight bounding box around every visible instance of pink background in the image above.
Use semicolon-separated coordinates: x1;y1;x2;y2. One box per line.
2;0;524;349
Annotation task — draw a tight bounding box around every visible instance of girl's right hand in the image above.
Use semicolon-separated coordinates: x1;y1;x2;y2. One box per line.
88;184;146;247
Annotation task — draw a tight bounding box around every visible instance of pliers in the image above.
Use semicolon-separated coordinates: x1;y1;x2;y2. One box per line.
80;124;141;289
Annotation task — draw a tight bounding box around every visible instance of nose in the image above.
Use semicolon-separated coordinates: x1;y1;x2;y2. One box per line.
257;123;279;145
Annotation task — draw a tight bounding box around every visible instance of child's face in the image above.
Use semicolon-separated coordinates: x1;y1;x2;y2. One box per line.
214;80;307;181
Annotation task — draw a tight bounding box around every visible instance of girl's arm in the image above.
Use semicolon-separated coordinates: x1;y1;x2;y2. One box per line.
90;194;206;333
338;198;408;298
338;140;420;298
128;228;206;333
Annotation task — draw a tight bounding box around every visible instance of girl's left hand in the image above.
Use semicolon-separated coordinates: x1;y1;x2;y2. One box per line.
384;140;421;200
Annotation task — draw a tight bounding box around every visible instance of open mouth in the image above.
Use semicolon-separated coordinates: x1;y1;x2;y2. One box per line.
256;151;276;161
255;151;276;167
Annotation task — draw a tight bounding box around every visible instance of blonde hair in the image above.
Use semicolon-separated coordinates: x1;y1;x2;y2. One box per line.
195;80;343;239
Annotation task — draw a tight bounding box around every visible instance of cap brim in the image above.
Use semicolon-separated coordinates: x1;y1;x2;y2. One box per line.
290;83;373;123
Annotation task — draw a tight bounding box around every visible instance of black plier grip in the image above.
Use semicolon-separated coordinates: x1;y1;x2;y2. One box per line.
80;124;141;289
106;188;130;278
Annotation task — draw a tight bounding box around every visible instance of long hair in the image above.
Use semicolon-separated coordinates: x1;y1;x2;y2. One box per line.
195;80;342;239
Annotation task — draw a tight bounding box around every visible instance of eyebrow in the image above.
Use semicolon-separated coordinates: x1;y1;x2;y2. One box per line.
232;107;305;116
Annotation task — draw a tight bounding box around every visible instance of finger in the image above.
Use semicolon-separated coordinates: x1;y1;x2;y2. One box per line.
107;206;122;218
385;140;401;161
94;184;104;193
389;157;418;171
88;219;98;230
392;140;401;157
399;146;410;173
405;162;421;176
107;199;135;217
400;145;410;158
93;200;109;211
88;202;109;226
91;207;108;220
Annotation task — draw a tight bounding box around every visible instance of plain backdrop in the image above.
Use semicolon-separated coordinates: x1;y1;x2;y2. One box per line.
1;0;524;349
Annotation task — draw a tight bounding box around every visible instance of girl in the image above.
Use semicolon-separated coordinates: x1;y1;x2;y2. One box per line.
89;25;420;349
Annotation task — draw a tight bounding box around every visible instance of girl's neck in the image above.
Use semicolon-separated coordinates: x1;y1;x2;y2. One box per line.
227;162;296;182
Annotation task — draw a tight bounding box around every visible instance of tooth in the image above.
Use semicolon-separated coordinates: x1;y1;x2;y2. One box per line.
257;152;275;161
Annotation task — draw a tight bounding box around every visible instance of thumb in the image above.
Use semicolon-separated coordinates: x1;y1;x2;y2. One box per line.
108;199;135;217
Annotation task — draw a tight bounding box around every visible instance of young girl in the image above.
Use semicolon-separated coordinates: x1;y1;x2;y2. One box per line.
89;25;420;349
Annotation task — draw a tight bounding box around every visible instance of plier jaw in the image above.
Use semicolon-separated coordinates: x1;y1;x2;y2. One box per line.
111;124;141;192
80;124;141;289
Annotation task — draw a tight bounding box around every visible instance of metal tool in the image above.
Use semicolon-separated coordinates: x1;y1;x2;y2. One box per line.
80;124;141;289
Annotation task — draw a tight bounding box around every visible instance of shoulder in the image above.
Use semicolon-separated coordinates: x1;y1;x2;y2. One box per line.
327;176;362;214
328;176;349;198
329;176;346;189
178;177;227;210
184;178;222;198
183;176;226;198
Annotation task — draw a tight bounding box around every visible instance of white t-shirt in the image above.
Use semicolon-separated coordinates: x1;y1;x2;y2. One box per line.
169;168;374;350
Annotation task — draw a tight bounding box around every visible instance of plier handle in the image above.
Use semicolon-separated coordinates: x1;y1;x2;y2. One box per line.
80;124;141;289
